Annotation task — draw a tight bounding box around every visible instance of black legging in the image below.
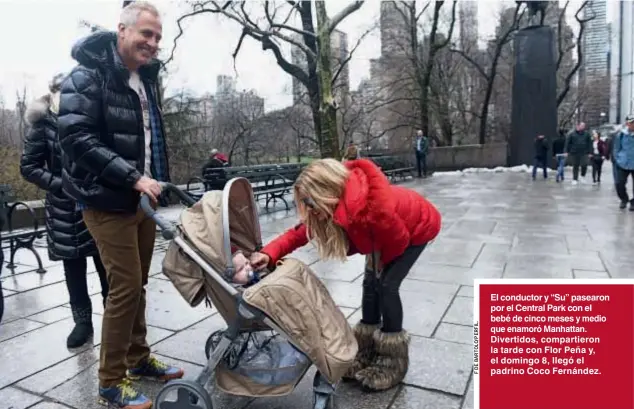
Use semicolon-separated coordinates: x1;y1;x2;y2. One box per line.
361;244;427;333
64;254;109;308
592;157;604;182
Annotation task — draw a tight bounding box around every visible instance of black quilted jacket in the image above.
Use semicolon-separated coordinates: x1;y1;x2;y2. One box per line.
20;95;98;261
58;31;170;213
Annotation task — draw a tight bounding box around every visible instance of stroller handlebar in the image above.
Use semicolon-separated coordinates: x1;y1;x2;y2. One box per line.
139;183;198;240
158;182;198;207
139;194;174;240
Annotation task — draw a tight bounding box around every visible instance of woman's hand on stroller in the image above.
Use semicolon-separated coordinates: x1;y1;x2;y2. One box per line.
249;252;270;271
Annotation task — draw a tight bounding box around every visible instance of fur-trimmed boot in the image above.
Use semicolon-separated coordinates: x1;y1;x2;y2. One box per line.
67;305;94;348
342;322;380;381
355;329;410;391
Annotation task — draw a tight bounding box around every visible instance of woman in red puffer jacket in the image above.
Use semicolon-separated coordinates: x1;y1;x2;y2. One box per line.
250;158;441;392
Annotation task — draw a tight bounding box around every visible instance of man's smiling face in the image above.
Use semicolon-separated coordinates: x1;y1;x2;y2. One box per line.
117;10;162;69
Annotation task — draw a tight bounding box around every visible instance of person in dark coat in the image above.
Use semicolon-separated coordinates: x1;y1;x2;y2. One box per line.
20;73;109;348
590;130;608;184
565;122;592;184
532;134;549;180
201;148;229;190
201;148;227;174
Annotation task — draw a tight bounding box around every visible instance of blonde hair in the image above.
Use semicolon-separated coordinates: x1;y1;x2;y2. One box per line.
294;159;350;261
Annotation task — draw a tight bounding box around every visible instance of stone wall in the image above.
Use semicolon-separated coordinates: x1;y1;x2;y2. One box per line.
427;143;508;170
372;142;509;171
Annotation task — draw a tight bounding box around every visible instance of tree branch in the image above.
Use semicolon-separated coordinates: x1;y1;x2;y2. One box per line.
449;48;489;81
332;23;375;86
328;1;365;33
433;1;457;51
557;1;594;106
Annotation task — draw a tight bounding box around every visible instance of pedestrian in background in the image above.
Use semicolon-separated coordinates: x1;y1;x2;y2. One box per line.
553;129;567;183
565;122;592;185
20;73;109;348
532;134;549;180
613;116;634;210
590;130;607;184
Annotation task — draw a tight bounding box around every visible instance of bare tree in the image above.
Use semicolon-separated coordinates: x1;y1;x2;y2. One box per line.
450;2;524;144
405;1;456;140
556;0;595;107
373;1;456;147
169;1;365;159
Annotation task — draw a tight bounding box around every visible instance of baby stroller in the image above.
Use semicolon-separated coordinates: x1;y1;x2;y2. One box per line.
140;180;358;409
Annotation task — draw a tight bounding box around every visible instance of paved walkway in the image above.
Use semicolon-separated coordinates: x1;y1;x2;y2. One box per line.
1;168;632;409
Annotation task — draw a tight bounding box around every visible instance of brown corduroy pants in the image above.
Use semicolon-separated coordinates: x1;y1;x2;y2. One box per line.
82;207;156;387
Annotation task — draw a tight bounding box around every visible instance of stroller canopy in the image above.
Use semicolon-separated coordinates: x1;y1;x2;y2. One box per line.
180;178;262;274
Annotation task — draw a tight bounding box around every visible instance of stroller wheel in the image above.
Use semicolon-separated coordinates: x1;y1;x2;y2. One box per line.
155;379;213;409
204;330;224;359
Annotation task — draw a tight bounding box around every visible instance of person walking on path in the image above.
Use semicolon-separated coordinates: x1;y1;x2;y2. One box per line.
565;122;592;185
553;130;567;182
590;130;608;184
58;3;183;408
613;116;634;210
532;134;549;180
20;73;109;348
413;130;429;178
249;158;441;392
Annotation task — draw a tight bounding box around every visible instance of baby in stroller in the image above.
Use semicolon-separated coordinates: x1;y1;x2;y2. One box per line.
145;179;358;409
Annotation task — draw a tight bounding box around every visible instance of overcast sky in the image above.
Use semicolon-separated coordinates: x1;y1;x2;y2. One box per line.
0;0;590;111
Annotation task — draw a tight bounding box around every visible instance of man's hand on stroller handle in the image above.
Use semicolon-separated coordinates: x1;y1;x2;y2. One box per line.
250;252;270;271
134;176;162;203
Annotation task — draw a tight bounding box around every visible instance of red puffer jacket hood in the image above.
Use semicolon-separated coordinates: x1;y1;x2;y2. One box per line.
334;159;441;264
261;159;441;267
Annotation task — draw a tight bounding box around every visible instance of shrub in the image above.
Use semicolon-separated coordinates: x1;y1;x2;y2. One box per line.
0;146;45;202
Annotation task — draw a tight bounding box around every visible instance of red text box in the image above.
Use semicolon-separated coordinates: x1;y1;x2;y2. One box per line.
476;282;634;409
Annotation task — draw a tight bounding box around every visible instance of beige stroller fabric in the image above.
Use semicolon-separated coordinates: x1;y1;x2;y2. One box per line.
242;258;358;385
162;178;263;325
162;178;357;396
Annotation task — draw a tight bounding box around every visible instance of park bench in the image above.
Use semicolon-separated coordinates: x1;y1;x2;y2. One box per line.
0;184;47;274
370;155;415;182
186;163;306;211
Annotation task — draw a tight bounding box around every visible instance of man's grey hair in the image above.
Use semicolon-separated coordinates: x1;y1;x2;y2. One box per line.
120;1;160;27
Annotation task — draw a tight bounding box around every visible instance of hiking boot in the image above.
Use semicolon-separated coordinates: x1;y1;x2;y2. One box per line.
342;322;379;382
98;379;151;409
67;306;93;348
127;356;184;382
356;329;410;392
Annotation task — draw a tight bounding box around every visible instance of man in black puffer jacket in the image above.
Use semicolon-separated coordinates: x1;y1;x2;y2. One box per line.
57;2;183;408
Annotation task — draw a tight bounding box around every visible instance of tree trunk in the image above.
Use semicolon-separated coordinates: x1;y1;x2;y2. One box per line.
315;1;340;160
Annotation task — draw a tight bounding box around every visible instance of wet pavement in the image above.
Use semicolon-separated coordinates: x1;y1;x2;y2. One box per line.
1;167;632;409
